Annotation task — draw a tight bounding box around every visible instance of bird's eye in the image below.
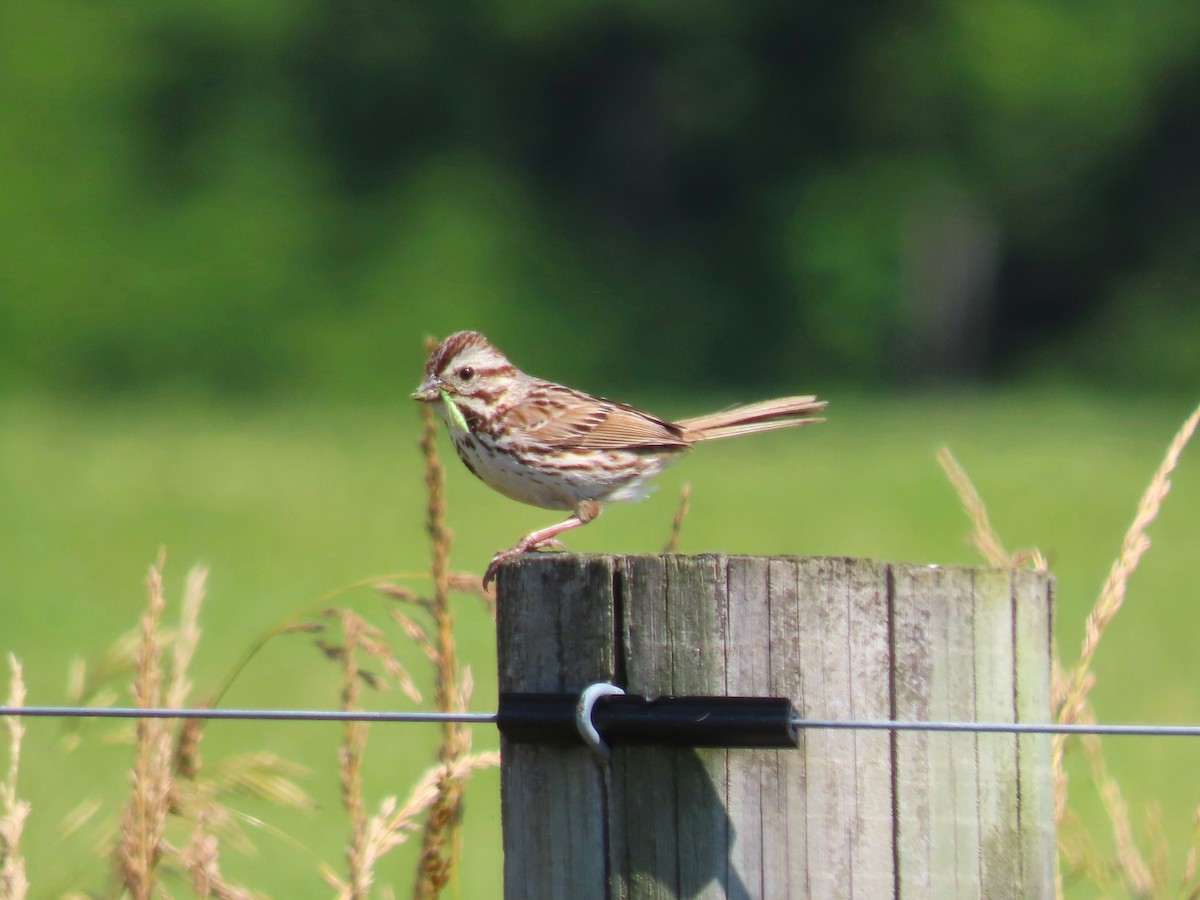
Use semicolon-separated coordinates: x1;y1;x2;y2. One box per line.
456;366;476;382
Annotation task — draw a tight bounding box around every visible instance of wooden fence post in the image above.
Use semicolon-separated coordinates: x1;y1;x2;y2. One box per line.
496;554;1054;898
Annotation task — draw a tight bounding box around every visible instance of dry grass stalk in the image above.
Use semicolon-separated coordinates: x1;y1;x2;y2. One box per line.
59;799;102;840
663;482;691;553
1055;402;1200;740
1056;807;1120;894
378;575;494;618
169;566;207;786
376;583;425;607
167;565;207;711
1;655;30;900
335;611;372;900
941;405;1199;898
201;752;311;816
1146;803;1170;898
62;629;143;754
66;629;142;707
108;557;264;899
446;573;495;620
1049;402;1200;896
937;446;1013;566
937;446;1047;569
1050;664;1094;833
328;751;500;900
412;386;469;900
165;568;262;899
389;610;439;664
327;338;491;897
328;605;425;896
115;552;174;900
54;556;278;897
181;805;258;900
1078;720;1152;893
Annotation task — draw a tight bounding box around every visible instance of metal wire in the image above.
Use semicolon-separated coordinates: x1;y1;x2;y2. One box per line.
3;705;1200;736
789;718;1200;737
0;706;496;724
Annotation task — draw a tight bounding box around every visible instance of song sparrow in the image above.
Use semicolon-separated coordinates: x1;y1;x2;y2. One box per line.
412;331;826;587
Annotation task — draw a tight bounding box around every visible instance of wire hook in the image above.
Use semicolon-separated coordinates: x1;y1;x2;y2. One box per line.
575;682;625;760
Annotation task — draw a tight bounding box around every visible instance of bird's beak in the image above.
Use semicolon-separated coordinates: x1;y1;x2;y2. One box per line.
411;374;443;402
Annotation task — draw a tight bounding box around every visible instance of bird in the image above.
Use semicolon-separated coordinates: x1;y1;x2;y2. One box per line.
412;331;826;587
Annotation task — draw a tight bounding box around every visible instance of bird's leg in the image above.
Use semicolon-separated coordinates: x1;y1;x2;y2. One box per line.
483;500;601;588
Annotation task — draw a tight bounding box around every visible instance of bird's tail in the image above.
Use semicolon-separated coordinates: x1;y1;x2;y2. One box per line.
677;396;827;442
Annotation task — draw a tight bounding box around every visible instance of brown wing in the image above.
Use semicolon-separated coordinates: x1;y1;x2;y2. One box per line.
501;388;689;451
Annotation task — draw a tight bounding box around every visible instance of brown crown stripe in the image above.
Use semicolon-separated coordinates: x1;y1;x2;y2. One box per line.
430;331;490;373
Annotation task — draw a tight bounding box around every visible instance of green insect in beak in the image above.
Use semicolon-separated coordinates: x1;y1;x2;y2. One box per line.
441;389;470;432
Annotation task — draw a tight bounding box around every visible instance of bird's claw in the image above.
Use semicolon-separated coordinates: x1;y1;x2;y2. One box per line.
482;552;511;590
481;540;570;589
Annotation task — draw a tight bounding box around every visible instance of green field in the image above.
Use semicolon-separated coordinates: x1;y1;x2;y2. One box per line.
1;389;1198;895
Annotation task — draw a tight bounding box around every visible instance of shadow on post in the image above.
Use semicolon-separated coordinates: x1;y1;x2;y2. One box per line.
614;747;752;900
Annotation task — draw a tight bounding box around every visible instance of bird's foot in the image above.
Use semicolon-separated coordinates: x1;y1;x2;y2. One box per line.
481;538;568;588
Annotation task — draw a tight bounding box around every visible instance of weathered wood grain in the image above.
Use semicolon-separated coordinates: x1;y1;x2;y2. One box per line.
617;554;735;899
789;557;895;898
974;568;1020;892
496;554;617;900
496;554;1053;899
767;557;809;898
1014;567;1056;894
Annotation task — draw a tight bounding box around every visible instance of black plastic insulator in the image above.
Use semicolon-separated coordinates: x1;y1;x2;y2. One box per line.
496;692;799;749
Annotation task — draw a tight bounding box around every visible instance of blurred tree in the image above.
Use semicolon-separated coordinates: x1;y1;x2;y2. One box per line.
0;0;1197;396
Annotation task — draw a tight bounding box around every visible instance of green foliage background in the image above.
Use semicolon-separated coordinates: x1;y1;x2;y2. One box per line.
2;0;1199;397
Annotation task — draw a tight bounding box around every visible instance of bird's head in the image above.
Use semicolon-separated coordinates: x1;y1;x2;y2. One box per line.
412;331;517;405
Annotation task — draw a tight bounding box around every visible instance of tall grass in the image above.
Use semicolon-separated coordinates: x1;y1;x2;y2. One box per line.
0;381;501;896
410;356;471;899
942;401;1200;898
324;387;499;899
